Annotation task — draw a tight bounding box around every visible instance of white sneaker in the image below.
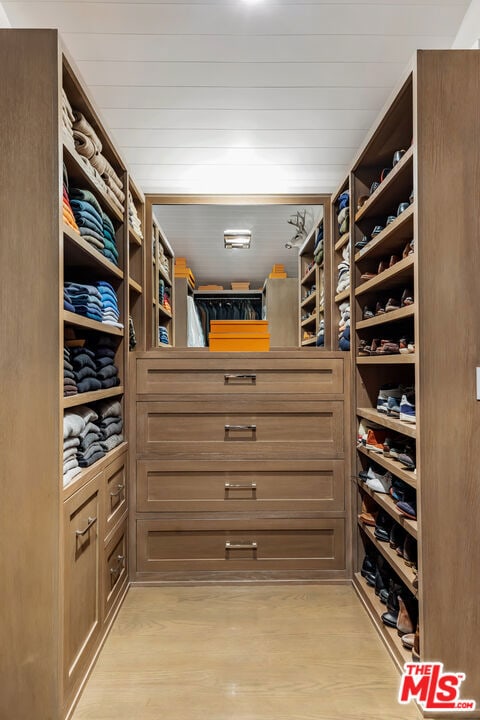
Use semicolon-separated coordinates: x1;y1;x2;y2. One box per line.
366;469;392;494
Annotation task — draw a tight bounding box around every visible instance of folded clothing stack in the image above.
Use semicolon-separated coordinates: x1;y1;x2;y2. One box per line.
62;89;75;141
69;189;119;265
337;243;350;295
96;399;124;452
159;279;165;306
70;346;102;394
338;301;351;351
63;405;101;486
72;110;125;212
64;287;75;313
96;281;123;328
314;225;324;266
63;164;79;232
159;326;169;345
337;191;349;234
128;190;143;239
64;282;103;322
64;347;78;397
94;334;121;389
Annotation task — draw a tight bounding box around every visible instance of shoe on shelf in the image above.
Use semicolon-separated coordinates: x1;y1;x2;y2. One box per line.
365;468;393;494
402;632;415;649
401;288;414;306
389;523;406;553
381;580;403;627
399;337;415;354
397;499;417;520
362;305;375;319
400;392;416;423
360;272;376;281
392;149;406;166
402;240;414;258
383;436;405;459
389;254;400;267
355;235;369;249
412;624;420;661
371;225;384;237
376;341;400;355
365;428;387;452
376;384;404;414
357;194;369;210
374;511;393;542
397;202;410;215
385;297;400;312
398;449;416;470
409;189;414;204
397;595;416;637
361;554;376;578
380;167;392;182
358;340;371;356
386;395;401;417
403;535;418;568
377;259;389;273
386;214;397;226
370;181;380;195
375;301;385;315
390;477;414;503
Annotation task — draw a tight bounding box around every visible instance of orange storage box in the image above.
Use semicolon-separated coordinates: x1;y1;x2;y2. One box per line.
209;321;270;351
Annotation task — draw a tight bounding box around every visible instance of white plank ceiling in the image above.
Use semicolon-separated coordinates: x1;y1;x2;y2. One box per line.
2;0;470;194
154;203;323;285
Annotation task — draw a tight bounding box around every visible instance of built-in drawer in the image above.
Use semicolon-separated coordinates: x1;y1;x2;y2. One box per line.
136;459;345;512
136;518;345;574
104;451;128;543
136;357;344;396
136;400;344;459
103;520;128;623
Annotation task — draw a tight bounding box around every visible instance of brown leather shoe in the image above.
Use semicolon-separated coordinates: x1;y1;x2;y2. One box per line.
397;596;415;636
401;632;415;649
412;623;420;661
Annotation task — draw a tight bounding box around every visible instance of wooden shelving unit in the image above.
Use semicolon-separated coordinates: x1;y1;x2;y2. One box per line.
298;212;329;348
357;445;417;489
149;216;174;348
359;522;417;595
330;177;351;352
355;478;417;538
127;177;145;352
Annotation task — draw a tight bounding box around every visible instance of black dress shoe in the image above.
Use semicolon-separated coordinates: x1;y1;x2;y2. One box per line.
374;511;393;542
382;610;399;628
379;589;389;604
389;523;406;554
365;572;376;587
361;554;376;578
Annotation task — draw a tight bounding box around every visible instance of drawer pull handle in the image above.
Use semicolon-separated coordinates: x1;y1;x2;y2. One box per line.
75;516;97;537
225;424;256;432
110;483;125;498
225;482;257;490
110;554;125;576
224;374;256;384
225;542;257;551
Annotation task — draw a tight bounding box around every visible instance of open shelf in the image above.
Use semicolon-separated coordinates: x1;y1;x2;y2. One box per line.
301;265;316;286
357;408;416;439
357;445;417;489
63;140;124;223
335;289;350;303
63;441;128;499
301;315;316;328
129;227;143;246
356;304;415;330
63;310;124;337
355;204;414;263
359;522;417;596
335;232;349;252
63;225;123;281
63;386;124;409
353;574;413;670
158;264;173;286
129;277;143;294
301;292;317;308
357;354;416;365
355;255;414;297
158;305;173;319
355;147;414;223
355;478;417;538
301;337;317;346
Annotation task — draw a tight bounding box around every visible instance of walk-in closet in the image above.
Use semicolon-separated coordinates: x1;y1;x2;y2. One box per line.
1;6;480;719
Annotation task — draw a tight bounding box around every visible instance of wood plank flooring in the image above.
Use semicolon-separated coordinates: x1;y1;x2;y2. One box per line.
72;585;418;720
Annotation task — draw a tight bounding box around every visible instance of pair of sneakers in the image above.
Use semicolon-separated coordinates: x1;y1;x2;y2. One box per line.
359;465;392;494
377;384;416;424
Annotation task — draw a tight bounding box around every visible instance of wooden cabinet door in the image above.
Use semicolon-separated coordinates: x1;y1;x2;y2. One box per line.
104;451;128;544
63;474;102;696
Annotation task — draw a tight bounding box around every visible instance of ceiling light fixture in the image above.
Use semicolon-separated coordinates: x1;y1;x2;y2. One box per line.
224;229;251;249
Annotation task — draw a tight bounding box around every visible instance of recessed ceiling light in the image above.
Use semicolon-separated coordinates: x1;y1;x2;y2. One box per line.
224;229;251;249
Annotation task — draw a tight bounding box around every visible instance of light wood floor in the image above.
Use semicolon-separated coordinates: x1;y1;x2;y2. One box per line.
72;585;418;720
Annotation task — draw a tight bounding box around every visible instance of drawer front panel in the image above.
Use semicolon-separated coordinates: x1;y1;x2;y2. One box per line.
137;401;344;459
104;451;128;541
137;518;345;573
104;521;128;622
136;459;344;512
137;357;344;396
